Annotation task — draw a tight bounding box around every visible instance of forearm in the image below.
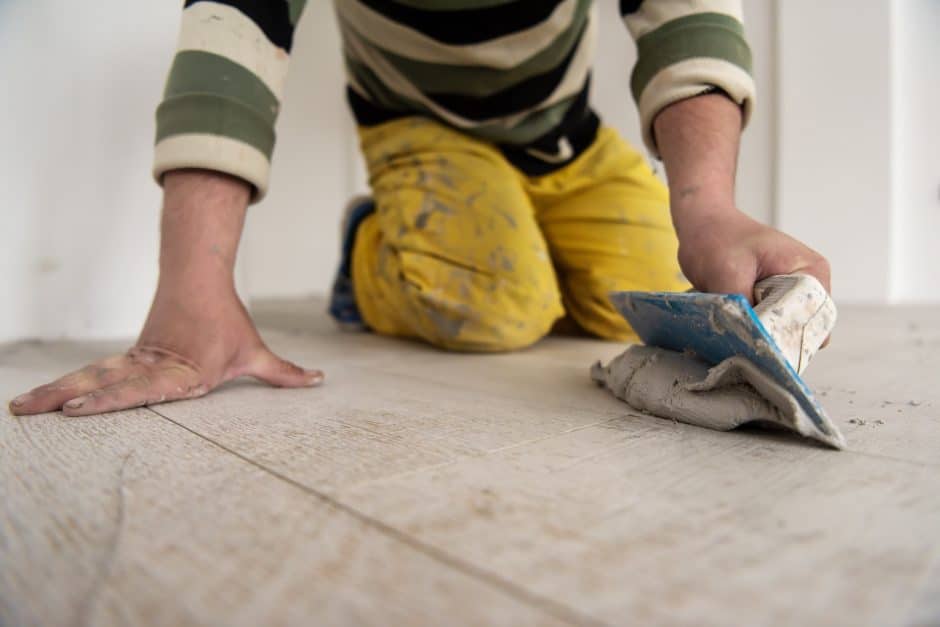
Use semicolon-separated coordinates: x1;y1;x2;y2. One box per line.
154;1;308;203
652;94;830;299
653;93;743;236
10;168;320;417
157;169;251;295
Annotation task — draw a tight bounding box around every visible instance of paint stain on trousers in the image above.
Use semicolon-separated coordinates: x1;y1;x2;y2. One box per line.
351;117;689;352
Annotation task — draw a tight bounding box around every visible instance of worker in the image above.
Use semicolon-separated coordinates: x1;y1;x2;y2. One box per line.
9;0;830;416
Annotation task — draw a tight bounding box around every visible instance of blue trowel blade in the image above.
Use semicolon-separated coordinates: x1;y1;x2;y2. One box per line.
609;290;842;444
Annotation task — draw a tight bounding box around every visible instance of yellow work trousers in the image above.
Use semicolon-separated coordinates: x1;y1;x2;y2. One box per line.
351;117;689;352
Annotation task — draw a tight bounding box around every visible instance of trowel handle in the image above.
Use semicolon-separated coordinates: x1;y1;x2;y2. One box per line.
753;274;837;375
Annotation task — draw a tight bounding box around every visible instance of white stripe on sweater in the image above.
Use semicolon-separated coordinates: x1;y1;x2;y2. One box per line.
154;133;272;200
636;56;755;155
177;2;290;98
335;0;578;68
340;5;596;129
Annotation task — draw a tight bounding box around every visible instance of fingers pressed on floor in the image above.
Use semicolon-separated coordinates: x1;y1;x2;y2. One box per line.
62;365;206;417
9;357;141;416
247;350;324;388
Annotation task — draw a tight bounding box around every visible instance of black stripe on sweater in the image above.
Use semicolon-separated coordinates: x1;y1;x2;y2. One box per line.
346;78;598;176
423;19;587;121
347;87;408;126
354;0;566;45
184;0;295;51
497;76;597;175
619;0;644;15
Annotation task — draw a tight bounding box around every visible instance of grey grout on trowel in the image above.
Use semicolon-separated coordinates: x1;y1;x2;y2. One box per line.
593;274;845;448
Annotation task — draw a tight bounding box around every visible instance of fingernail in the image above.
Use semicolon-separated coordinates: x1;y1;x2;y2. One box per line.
305;370;324;385
11;394;30;407
64;397;85;409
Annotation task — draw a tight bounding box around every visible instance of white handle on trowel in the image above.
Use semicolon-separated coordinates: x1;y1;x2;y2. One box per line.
752;274;836;375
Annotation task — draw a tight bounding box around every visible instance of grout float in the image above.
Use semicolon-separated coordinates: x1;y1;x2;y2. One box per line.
594;274;845;448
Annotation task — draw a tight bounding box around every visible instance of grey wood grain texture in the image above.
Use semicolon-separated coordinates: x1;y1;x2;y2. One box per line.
0;359;573;627
3;302;939;627
216;301;940;626
805;306;940;466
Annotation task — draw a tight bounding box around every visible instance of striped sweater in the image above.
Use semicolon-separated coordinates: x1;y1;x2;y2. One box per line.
154;0;755;201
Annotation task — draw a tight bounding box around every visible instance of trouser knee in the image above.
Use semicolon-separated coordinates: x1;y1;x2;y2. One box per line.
402;268;563;353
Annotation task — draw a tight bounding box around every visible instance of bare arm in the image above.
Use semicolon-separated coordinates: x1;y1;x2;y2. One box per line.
655;93;741;228
10;170;323;416
654;93;831;301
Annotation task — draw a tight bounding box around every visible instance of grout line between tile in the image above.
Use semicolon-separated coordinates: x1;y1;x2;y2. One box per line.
145;406;606;627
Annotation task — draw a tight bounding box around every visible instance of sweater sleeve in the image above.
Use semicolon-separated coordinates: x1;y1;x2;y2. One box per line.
621;0;756;157
153;0;308;203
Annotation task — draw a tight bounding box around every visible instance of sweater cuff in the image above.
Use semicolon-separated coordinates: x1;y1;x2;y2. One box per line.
154;90;276;203
630;12;755;157
153;133;272;202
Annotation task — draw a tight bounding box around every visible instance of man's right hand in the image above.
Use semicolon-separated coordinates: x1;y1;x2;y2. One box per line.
9;169;323;417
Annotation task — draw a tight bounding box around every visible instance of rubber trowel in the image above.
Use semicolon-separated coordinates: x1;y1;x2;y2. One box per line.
592;274;845;449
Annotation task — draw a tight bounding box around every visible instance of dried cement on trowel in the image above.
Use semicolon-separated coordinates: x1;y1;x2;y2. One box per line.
591;346;841;447
593;274;845;449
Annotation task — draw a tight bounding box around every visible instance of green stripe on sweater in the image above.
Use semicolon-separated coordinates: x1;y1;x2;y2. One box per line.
349;52;582;145
470;93;581;144
287;0;307;25
164;50;280;125
377;0;590;97
630;12;752;101
156;93;276;157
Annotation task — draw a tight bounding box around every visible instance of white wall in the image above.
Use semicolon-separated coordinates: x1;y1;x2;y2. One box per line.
891;0;940;302
0;1;354;342
506;0;777;225
241;1;354;301
0;2;176;342
776;0;895;302
777;0;939;304
1;1;934;342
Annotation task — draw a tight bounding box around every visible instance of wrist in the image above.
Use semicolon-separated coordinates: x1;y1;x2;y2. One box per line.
668;184;736;216
163;168;251;204
655;93;743;237
158;168;249;285
670;199;740;238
